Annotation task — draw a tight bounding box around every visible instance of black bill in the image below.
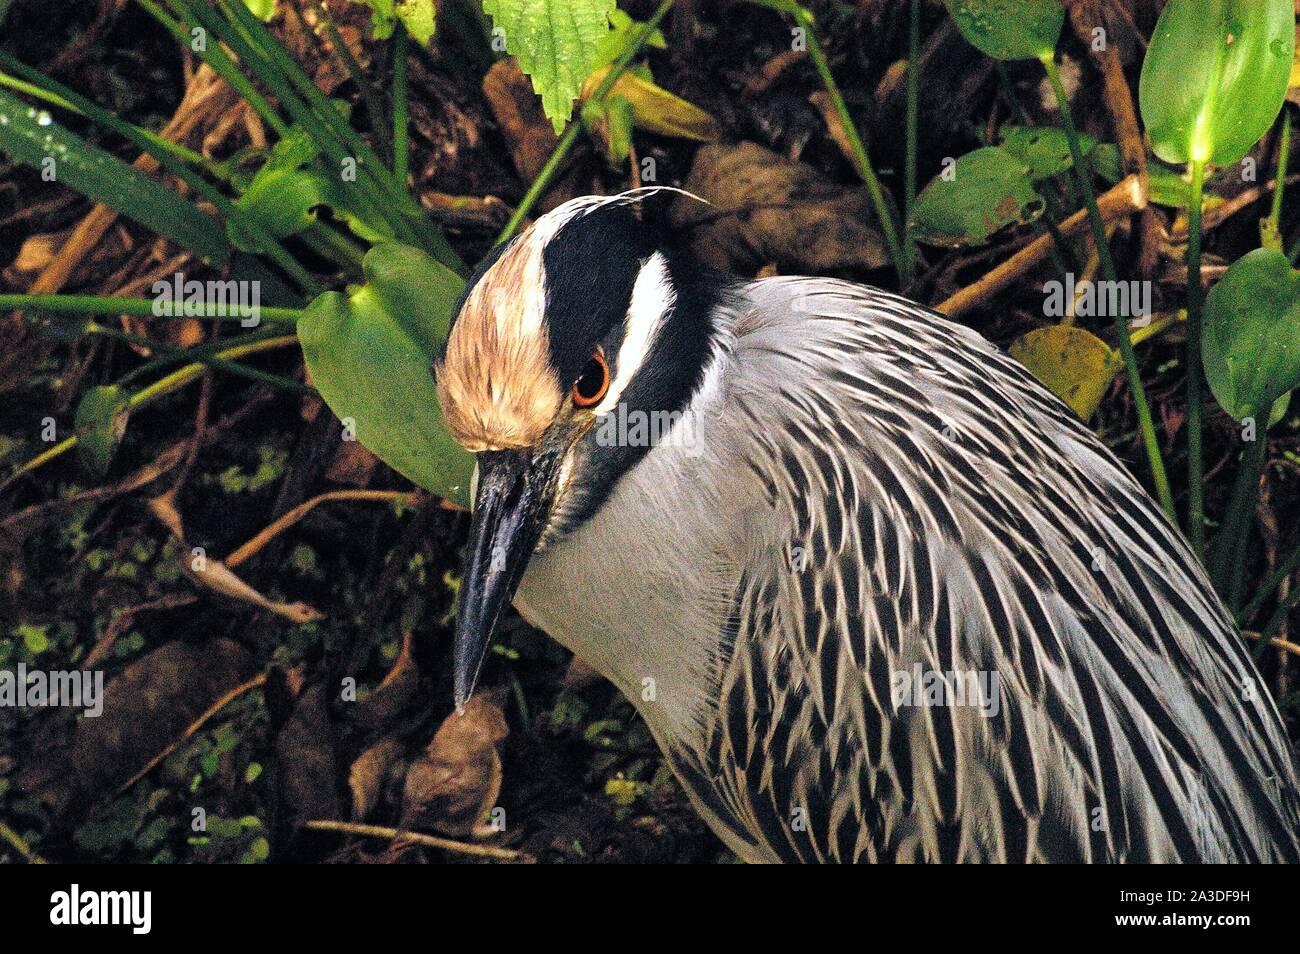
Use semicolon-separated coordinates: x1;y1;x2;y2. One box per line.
453;448;558;707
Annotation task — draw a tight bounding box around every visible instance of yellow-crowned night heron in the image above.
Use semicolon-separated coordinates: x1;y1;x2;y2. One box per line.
434;192;1300;863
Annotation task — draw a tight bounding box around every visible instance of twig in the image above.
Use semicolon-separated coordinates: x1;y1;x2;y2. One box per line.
0;818;46;864
1243;629;1300;660
226;490;419;567
1070;4;1158;277
938;174;1145;318
302;819;521;861
116;672;269;796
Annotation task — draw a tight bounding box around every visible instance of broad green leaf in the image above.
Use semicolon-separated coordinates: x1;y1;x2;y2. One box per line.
1009;325;1121;419
229;128;390;248
1203;247;1300;420
298;242;472;506
483;0;616;134
909;146;1045;247
74;385;130;475
231;166;391;248
942;0;1064;61
1139;0;1294;166
999;125;1097;180
0;88;228;265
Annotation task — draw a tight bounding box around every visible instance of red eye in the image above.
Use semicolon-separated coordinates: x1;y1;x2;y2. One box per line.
571;350;610;408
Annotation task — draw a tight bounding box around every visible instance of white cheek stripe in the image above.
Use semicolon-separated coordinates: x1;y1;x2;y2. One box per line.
594;252;674;416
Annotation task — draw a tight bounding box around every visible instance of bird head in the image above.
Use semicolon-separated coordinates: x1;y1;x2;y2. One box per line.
435;191;722;706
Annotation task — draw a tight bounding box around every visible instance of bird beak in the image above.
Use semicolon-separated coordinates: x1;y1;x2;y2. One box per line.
453;448;557;708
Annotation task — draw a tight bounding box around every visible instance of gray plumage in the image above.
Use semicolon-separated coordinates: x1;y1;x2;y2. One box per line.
512;275;1300;863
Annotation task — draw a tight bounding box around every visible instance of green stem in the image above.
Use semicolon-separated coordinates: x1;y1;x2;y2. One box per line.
1208;429;1267;608
83;322;313;395
1;335;300;488
1040;51;1174;523
393;21;410;186
217;0;462;269
116;325;285;386
136;0;289;138
902;0;920;287
1270;107;1291;237
127;335;299;406
300;222;367;271
1239;539;1300;626
1185;157;1208;557
0;68;212;172
800;8;905;281
181;0;405;245
496;0;675;245
0;293;302;323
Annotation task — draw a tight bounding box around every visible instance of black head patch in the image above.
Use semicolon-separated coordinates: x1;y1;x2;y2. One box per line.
540;202;658;384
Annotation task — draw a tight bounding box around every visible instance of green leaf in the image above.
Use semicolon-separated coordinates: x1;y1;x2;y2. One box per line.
241;836;270;864
298;242;473;506
351;0;436;44
1203;248;1300;420
231;166;391;248
243;0;277;21
942;0;1064;61
229;126;389;248
483;0;617;134
74;385;130;476
1145;164;1222;210
581;67;720;143
1139;0;1294;167
1009;325;1122;419
999;125;1098;180
16;623;50;655
591;8;666;72
0;88;228;265
396;0;436;44
909;146;1045;247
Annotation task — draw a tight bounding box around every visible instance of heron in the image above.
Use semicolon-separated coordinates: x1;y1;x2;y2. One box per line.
433;192;1300;863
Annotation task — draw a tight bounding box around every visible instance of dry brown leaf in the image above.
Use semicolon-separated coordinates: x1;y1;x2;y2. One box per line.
325;439;380;486
668;141;888;274
349;738;406;821
401;692;509;838
147;495;325;623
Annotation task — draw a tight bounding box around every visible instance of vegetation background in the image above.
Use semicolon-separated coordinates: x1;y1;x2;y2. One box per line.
1;0;1298;864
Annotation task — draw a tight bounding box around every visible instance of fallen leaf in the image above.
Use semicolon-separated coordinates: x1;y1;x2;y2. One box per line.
349;738;406;821
1009;325;1122;419
668;141;888;273
401;692;508;838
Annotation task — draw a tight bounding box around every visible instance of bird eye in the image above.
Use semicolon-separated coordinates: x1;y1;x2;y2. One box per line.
571;350;609;408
